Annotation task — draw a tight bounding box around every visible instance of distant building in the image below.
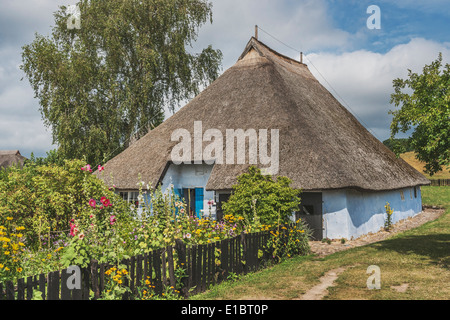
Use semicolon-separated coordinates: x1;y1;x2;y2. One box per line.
0;150;27;169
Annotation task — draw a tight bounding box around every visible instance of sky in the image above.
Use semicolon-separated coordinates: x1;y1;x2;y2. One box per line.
0;0;449;159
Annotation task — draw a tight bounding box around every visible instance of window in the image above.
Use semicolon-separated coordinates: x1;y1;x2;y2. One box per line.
117;191;140;206
400;190;405;201
414;187;417;198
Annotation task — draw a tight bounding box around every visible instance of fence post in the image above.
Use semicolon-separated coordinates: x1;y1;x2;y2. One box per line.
91;259;100;300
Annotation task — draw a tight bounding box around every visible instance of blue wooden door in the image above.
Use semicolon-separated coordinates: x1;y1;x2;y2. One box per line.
195;188;204;218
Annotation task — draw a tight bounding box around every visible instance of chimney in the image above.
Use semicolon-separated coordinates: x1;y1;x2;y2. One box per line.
255;25;258;40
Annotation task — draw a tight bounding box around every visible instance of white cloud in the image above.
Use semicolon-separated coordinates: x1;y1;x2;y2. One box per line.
193;0;354;69
305;38;450;140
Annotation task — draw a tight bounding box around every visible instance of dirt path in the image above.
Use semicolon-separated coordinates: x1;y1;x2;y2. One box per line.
297;207;444;300
296;267;347;300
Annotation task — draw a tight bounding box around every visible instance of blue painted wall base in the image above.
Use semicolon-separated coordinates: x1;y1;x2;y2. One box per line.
322;187;422;239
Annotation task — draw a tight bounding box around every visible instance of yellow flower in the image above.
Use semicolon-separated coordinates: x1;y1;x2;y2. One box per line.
6;217;13;221
4;251;10;255
17;267;23;272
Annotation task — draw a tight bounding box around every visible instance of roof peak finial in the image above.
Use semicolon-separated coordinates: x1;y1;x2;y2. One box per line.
255;25;258;40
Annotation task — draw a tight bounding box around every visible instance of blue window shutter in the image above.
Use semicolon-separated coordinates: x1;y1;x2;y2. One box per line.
195;188;204;218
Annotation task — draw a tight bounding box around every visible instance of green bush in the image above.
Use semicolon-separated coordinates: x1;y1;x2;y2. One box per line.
0;159;129;251
222;166;301;226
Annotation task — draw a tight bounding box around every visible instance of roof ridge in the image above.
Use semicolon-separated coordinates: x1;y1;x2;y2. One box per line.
239;37;306;67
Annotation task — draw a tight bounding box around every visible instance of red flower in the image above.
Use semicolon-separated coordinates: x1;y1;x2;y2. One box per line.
98;165;104;172
100;197;111;207
110;215;116;225
70;223;78;237
89;199;96;208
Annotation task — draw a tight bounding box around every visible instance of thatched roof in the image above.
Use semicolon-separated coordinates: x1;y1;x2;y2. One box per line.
0;150;27;169
98;37;430;192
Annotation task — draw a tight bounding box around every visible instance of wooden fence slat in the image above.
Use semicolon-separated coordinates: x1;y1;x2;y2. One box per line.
221;238;229;280
201;244;207;292
26;276;33;300
167;246;176;289
190;245;196;293
129;256;135;295
38;273;46;300
136;254;143;294
91;260;100;300
82;267;90;300
186;245;192;293
6;281;14;300
48;271;60;300
60;268;71;300
17;278;25;300
153;249;163;294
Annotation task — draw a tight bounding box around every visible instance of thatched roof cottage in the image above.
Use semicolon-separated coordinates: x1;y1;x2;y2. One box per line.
99;37;429;240
0;150;27;169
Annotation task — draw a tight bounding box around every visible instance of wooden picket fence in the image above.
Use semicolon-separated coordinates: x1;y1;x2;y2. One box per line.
0;230;274;300
429;179;450;186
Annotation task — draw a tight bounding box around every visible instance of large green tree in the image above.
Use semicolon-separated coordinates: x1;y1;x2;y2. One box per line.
21;0;222;166
389;53;450;175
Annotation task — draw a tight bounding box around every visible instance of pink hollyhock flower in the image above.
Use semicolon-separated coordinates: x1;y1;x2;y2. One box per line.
78;232;85;240
100;196;107;204
81;164;92;172
89;199;96;208
70;223;78;237
98;165;104;172
110;215;116;225
103;198;111;207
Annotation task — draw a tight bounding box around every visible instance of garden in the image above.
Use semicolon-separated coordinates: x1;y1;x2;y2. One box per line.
0;159;311;300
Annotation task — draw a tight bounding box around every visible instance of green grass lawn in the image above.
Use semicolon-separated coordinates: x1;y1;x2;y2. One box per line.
191;186;450;300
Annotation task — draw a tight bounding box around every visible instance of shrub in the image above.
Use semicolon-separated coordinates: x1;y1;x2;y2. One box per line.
222;166;301;225
0;159;129;251
0;216;26;282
